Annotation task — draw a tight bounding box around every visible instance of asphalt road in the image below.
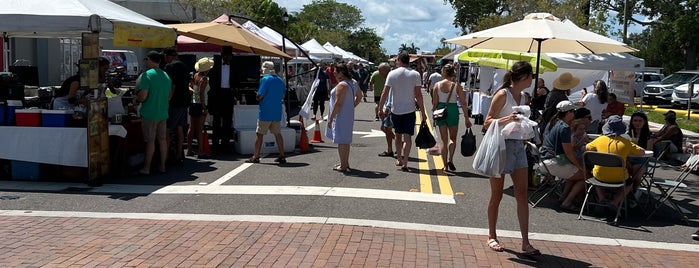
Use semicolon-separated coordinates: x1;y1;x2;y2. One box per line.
1;89;698;246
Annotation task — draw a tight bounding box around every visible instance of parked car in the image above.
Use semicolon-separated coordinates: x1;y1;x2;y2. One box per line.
671;82;699;107
634;72;663;97
643;70;699;105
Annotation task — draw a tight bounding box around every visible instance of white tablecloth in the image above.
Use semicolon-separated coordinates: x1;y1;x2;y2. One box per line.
0;126;88;167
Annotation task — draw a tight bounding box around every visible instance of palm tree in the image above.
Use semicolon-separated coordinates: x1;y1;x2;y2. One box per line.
398;42;420;54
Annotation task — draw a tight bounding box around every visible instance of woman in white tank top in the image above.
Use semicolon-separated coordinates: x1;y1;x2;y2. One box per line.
482;61;540;256
430;64;471;172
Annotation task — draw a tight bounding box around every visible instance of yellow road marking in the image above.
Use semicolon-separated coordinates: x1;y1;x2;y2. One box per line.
425;119;453;196
417;148;433;194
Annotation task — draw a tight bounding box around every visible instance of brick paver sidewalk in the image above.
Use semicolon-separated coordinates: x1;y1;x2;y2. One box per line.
1;216;697;267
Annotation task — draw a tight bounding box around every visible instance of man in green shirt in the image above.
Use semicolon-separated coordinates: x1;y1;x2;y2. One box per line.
136;51;172;175
369;62;391;120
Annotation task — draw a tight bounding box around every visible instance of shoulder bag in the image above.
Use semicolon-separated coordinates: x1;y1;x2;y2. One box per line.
432;82;455;121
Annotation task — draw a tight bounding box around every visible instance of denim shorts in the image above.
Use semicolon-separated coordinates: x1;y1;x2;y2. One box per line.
502;139;528;174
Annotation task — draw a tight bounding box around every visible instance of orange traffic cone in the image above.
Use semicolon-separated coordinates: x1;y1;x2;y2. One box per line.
310;119;324;143
201;131;212;156
299;116;309;153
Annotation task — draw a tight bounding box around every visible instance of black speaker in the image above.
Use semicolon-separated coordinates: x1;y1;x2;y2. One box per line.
231;55;261;90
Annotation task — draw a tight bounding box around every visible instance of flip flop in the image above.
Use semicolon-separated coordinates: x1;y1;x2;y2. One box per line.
245;157;260;163
333;165;350;172
400;166;409;172
522;244;541;256
487;239;504;252
378;151;394;157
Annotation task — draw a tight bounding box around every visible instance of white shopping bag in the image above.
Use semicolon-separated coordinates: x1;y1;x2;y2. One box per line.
472;120;506;177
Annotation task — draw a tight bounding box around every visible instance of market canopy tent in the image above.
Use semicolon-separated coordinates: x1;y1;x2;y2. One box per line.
167;22;291;59
0;0;176;70
301;39;339;60
457;48;558;73
446;12;636;86
0;0;175;46
241;21;304;56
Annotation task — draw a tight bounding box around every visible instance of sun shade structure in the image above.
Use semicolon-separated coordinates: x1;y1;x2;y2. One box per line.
446;12;636;81
0;0;175;47
458;48;558;73
168;22;291;59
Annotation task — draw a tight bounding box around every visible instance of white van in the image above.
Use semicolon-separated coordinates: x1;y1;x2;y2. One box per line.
100;50;140;80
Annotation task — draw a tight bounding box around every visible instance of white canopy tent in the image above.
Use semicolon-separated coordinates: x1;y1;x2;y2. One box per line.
322;42;345;59
473;52;645;104
0;0;176;78
301;39;339;60
240;21;304;56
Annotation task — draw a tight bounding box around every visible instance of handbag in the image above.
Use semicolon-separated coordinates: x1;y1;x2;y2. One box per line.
415;121;437;149
461;127;477;156
432;82;455;121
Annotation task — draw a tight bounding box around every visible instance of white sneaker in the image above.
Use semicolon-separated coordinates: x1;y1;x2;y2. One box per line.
692;230;699;240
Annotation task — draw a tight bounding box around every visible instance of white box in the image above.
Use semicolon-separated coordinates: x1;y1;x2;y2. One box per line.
234;127;296;155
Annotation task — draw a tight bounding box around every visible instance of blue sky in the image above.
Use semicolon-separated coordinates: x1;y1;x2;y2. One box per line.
274;0;644;54
274;0;459;54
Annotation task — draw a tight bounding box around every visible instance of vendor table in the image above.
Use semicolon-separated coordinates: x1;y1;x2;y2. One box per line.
0;126;88;167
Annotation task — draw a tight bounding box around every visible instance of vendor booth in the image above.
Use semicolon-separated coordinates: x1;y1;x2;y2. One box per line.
0;0;176;183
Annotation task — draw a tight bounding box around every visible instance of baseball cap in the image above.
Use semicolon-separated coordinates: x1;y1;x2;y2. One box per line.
556;100;578;112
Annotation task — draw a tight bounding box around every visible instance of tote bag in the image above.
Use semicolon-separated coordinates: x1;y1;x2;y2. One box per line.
472;121;506;177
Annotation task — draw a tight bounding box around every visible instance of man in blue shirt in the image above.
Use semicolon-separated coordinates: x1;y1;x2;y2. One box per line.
246;61;287;164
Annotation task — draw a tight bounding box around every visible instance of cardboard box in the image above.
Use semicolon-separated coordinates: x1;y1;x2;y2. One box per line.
42;110;73;127
15;109;42;127
233;128;295;155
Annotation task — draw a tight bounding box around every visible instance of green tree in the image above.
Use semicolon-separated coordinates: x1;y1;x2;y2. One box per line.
443;0;592;34
347;28;386;63
398;43;420;54
593;0;698;71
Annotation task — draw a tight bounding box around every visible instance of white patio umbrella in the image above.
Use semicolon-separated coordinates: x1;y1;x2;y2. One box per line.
446;13;637;84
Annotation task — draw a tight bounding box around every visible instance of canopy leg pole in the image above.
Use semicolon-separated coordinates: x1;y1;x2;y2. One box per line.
533;39;544;91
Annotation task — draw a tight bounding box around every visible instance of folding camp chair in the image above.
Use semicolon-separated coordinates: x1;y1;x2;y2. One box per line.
578;151;628;226
525;141;563;207
645;154;699;223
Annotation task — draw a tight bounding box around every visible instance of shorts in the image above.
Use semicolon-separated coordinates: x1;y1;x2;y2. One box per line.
189;103;204;117
256;121;281;135
167;106;188;129
502;139;528;174
374;96;381;103
435;103;459;127
543;158;580;179
142;119;167;143
391;112;416;135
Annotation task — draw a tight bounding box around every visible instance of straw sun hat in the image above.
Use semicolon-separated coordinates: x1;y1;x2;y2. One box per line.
553;72;580;90
195;57;214;72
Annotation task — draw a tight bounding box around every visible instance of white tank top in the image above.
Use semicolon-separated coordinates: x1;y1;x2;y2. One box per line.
495;88;523;118
436;81;458;104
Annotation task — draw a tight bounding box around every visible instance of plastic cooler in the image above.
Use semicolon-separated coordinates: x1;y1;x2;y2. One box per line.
15;109;42;127
0;101;6;125
42;110;73;127
232;105;296;155
6;100;23;126
11;160;42;181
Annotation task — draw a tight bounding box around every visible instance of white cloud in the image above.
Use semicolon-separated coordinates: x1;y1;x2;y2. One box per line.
274;0;460;53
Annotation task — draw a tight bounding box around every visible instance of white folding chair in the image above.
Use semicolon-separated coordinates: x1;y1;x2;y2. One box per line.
525;141;562;207
645;154;699;223
578;151;628;226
